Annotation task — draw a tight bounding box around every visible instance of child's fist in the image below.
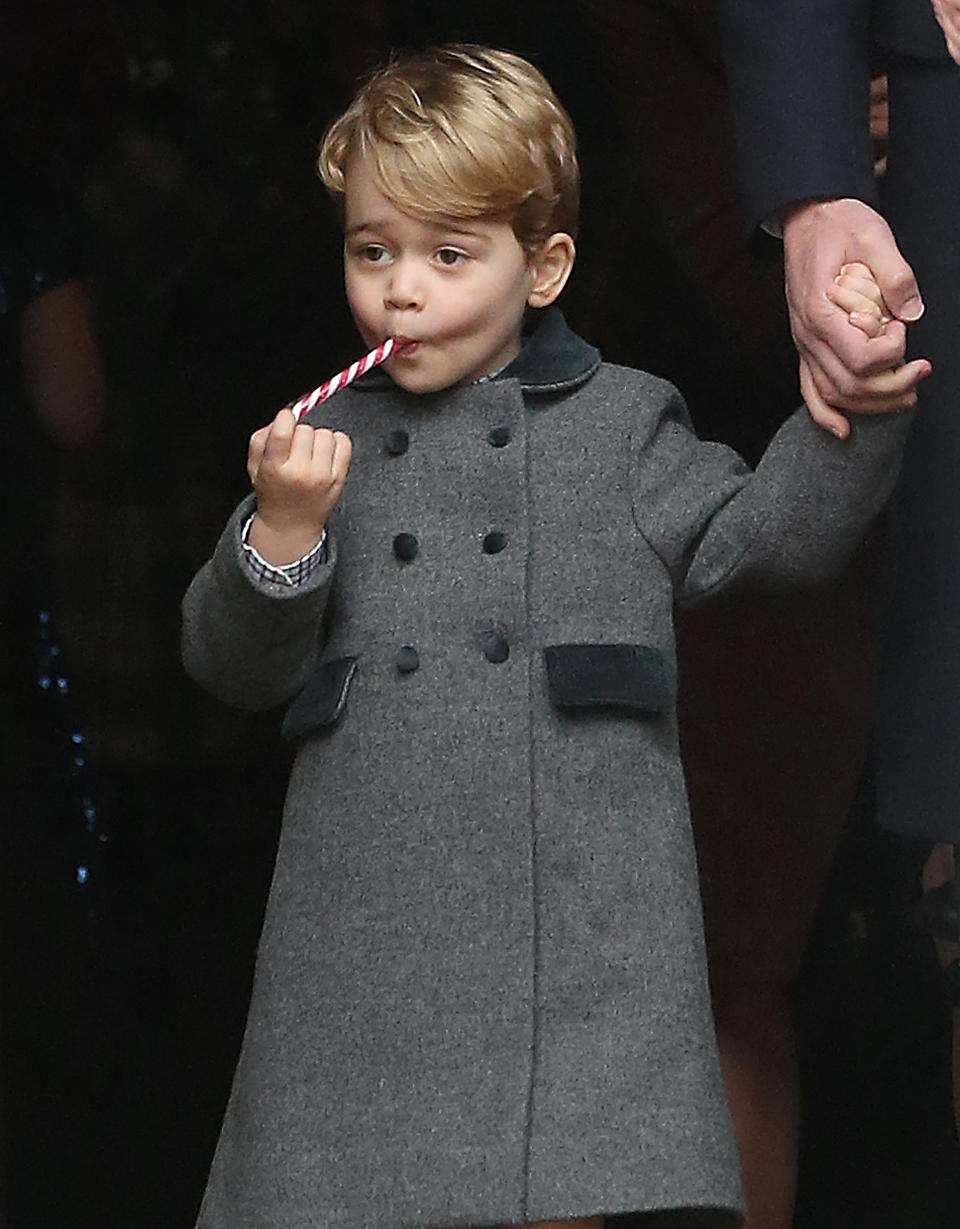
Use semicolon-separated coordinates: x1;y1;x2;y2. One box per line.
826;261;892;338
815;260;931;424
247;407;352;564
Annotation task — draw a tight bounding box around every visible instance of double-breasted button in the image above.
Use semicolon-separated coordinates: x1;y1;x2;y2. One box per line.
482;531;508;555
393;532;418;561
396;645;420;673
385;429;409;456
488;425;511;448
483;635;509;664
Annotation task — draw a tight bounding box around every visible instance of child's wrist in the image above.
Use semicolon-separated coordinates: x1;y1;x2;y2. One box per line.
247;512;325;565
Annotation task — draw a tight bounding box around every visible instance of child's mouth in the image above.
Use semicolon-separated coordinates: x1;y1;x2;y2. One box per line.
393;336;421;357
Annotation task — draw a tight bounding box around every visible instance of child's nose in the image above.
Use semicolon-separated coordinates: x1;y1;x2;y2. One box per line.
384;258;424;310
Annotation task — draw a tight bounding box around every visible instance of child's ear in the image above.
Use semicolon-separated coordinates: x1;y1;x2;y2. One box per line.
527;233;576;308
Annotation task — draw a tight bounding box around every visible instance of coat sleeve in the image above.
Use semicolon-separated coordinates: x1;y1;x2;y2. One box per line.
714;0;877;235
629;383;913;603
181;493;337;710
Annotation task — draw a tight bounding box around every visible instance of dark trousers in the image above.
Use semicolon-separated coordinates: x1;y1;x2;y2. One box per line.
876;53;960;841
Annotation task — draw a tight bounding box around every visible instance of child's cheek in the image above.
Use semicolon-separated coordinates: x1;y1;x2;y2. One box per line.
346;283;377;342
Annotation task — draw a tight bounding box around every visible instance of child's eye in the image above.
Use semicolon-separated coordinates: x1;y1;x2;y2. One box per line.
435;247;467;267
358;244;389;263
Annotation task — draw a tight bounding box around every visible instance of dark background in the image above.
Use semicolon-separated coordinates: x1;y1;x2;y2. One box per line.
1;1;957;1225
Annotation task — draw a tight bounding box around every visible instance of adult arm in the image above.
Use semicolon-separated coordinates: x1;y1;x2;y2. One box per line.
715;0;928;437
715;0;877;232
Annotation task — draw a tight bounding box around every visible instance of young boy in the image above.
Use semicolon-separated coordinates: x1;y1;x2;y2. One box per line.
182;45;914;1229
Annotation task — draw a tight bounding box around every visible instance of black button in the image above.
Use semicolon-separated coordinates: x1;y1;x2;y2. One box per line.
386;429;409;456
488;425;511;448
396;645;420;673
482;531;508;555
484;635;509;664
393;532;418;561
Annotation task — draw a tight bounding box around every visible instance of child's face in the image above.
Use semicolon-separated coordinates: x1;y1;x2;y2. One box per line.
343;157;538;393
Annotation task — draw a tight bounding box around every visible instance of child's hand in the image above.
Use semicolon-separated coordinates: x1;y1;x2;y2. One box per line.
826;261;892;339
818;261;931;418
247;407;352;564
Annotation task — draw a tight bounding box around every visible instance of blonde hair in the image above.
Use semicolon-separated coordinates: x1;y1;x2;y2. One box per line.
317;44;579;253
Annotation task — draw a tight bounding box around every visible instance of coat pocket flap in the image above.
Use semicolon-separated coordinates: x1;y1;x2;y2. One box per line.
544;644;676;712
282;656;358;740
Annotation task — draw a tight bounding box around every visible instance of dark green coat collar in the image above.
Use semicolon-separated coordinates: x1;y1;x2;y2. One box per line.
354;307;600;396
500;306;601;391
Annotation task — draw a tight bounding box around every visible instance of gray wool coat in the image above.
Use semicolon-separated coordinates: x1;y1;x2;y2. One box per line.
183;309;911;1229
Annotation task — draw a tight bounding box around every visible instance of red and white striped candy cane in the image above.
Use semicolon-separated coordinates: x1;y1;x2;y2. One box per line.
289;337;396;421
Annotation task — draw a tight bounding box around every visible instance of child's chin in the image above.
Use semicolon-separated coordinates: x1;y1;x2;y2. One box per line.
389;368;459;395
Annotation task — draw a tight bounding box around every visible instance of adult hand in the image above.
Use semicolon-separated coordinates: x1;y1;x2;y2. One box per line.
931;0;960;64
782;197;930;438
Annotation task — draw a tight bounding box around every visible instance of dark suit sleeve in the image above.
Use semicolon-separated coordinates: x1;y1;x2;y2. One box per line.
715;0;878;235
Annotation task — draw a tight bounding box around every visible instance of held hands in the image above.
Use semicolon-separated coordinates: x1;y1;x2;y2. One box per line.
782;198;931;439
826;262;896;337
827;261;931;412
247;407;352;565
